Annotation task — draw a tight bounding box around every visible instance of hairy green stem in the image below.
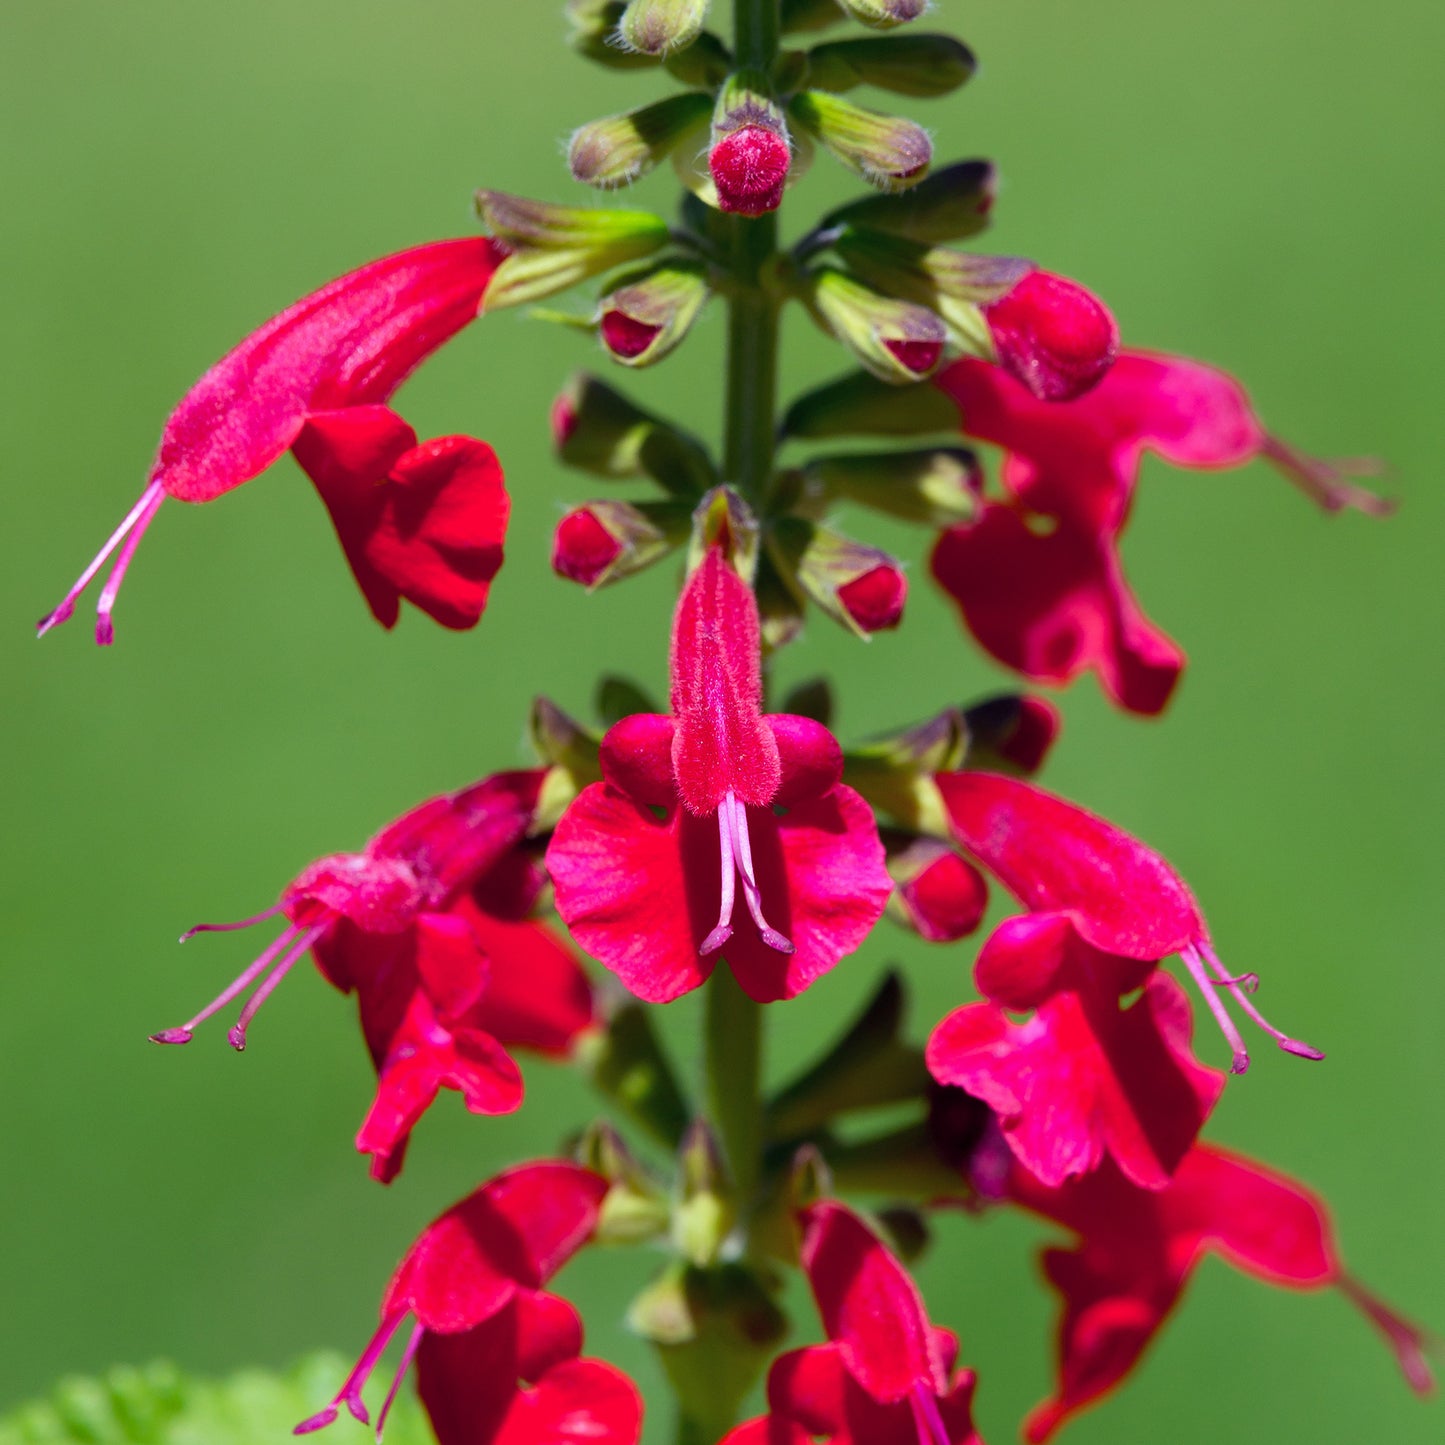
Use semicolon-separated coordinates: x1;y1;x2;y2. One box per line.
722;210;779;501
704;960;765;1204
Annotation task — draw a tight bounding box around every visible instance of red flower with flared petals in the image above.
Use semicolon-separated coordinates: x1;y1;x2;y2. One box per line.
547;549;890;1003
724;1200;984;1445
933;769;1322;1077
927;973;1224;1188
931;351;1388;713
40;238;508;643
1004;1146;1436;1441
298;1163;641;1445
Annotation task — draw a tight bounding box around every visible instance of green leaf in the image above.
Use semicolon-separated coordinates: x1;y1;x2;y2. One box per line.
0;1355;434;1445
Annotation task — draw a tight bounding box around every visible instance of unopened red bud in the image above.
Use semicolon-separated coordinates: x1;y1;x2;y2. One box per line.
962;693;1061;775
710;124;792;215
888;836;989;942
883;337;942;375
597;260;710;367
837;561;907;633
617;0;710;56
983;269;1119;401
600;309;660;359
554;508;624;586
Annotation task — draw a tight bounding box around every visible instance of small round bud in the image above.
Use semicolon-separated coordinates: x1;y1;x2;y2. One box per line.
710;124;792;215
837;561;907;632
554;508;624;586
600;309;661;360
983;270;1119;401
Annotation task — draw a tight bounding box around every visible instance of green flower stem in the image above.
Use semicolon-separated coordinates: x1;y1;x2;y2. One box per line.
704;959;765;1206
722;209;779;503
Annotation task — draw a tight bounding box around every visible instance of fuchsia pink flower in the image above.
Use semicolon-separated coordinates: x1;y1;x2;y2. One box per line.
547;547;891;1003
925;770;1323;1186
152;769;594;1181
981;271;1118;404
724;1200;984;1445
40;237;509;643
710;125;792;217
1006;1146;1436;1440
297;1162;642;1445
931;350;1390;713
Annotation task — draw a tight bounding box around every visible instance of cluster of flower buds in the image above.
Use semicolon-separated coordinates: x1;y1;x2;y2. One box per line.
40;3;1428;1445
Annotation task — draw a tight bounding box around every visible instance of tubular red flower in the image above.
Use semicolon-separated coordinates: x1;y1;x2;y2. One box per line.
931;350;1389;713
298;1164;642;1445
932;769;1324;1080
40;237;508;642
724;1200;984;1445
151;769;593;1180
982;271;1118;403
710;124;792;216
1003;1146;1436;1440
547;550;891;1002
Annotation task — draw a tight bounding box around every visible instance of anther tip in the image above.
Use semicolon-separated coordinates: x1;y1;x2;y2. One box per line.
1281;1039;1326;1062
294;1407;339;1435
226;1024;248;1051
347;1400;371;1426
95;616;115;647
1229;1049;1251;1075
699;925;733;956
36;603;72;637
149;1028;193;1045
760;928;796;955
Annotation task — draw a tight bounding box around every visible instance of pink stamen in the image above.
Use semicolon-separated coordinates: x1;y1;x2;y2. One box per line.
700;797;737;956
295;1311;409;1435
1179;944;1251;1075
909;1383;953;1445
227;923;330;1051
37;480;165;640
180;903;285;942
149;919;329;1048
1207;970;1260;994
1198;941;1324;1063
375;1322;426;1443
723;791;794;955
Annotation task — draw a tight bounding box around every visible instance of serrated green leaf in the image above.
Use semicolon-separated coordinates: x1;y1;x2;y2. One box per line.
0;1356;433;1445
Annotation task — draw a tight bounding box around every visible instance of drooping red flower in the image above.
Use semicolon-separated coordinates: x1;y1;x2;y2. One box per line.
723;1200;985;1445
40;237;509;643
931;350;1389;713
927;970;1225;1189
547;547;891;1003
297;1162;642;1445
151;769;594;1180
932;769;1322;1077
1006;1146;1436;1440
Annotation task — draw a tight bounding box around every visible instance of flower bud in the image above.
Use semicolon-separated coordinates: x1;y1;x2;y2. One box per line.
805;33;977;98
886;834;989;942
552;498;687;589
569;92;712;189
962;692;1061;775
781;367;959;440
983;268;1119;401
675;1120;735;1266
836;0;929;27
789;89;931;190
596;259;711;366
617;0;710;56
687;485;761;584
530;696;603;830
552;372;718;494
475;191;670;308
567;0;655;68
842;706;967;834
801;445;982;527
804;267;947;382
822;158;998;243
768;517;908;636
578;1121;672;1245
709;72;793;216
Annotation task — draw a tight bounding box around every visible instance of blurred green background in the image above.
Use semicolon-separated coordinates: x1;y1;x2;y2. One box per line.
2;1;1441;1441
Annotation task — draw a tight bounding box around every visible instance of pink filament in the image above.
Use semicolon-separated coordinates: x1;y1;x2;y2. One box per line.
180;903;285;942
909;1383;953;1445
1179;943;1251;1074
227;923;330;1051
700;792;794;957
294;1311;409;1434
375;1321;426;1442
1198;941;1324;1062
37;480;165;641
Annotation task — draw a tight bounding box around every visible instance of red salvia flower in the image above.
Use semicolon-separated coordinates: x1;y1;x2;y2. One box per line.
40;237;508;642
297;1163;642;1445
931;769;1323;1077
724;1200;985;1445
547;548;891;1003
1009;1147;1436;1440
151;770;592;1179
981;271;1118;403
931;350;1389;713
